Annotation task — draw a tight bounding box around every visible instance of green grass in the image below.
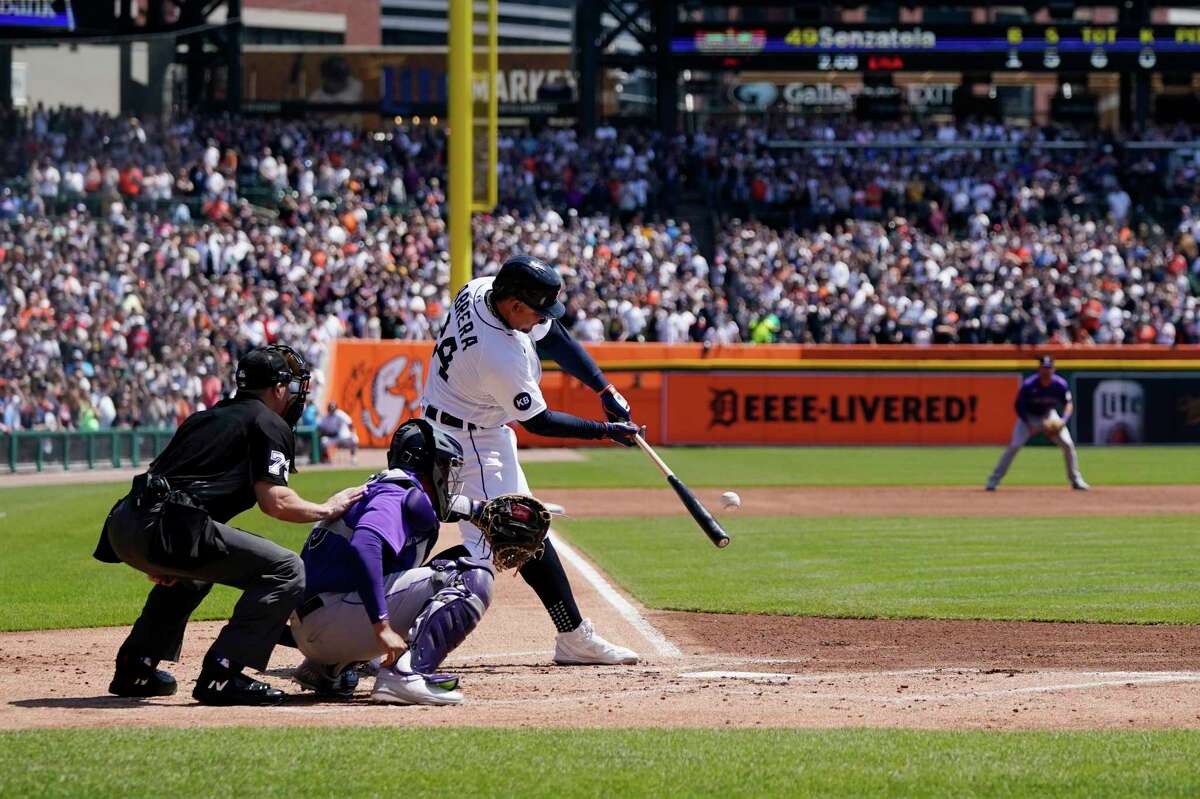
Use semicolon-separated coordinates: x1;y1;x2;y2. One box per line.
3;727;1200;798
520;445;1200;488
0;480;321;631
556;514;1200;624
1;445;1196;630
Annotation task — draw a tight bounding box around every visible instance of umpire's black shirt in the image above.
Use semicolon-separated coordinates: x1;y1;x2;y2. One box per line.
147;395;296;524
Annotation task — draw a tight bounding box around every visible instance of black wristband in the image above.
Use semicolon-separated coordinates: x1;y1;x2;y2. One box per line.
520;409;608;439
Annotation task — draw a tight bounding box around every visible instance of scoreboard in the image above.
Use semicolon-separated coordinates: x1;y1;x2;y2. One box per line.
0;1;73;32
672;23;1200;71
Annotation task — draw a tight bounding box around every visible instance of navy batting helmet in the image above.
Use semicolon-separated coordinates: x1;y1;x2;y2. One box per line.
492;255;566;320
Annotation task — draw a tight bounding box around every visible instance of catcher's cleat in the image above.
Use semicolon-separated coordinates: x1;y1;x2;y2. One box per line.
356;657;383;677
371;669;463;705
293;658;359;699
554;618;639;666
108;653;177;698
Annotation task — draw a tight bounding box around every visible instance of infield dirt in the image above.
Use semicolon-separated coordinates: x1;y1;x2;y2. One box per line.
3;485;1198;732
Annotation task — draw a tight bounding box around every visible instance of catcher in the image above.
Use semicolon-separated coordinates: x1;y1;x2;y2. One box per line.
287;419;549;705
987;356;1089;491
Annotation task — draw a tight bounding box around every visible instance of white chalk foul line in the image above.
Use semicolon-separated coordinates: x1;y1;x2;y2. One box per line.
680;669;1200;702
547;530;683;658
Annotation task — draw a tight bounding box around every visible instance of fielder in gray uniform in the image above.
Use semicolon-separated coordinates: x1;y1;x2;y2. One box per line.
987;356;1089;491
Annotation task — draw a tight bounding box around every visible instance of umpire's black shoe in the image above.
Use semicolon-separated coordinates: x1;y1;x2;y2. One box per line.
193;665;285;706
108;653;177;698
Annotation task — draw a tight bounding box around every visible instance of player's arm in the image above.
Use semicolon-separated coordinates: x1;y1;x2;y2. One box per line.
520;408;640;446
251;416;363;521
255;483;364;523
353;489;435;666
343;529;408;667
534;319;632;422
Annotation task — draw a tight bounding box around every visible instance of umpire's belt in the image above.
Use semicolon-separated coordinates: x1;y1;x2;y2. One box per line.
296;594;324;621
424;405;477;431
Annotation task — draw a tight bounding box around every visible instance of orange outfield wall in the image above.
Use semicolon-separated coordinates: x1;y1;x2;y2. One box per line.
331;338;1123;443
327;341;1196;447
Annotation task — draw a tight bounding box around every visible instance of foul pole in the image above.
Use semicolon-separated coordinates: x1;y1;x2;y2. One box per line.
449;0;473;294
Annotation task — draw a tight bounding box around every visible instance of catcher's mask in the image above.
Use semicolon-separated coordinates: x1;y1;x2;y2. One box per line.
387;418;464;520
236;344;311;428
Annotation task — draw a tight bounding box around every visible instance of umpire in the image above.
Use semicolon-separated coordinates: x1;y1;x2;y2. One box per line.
93;344;364;706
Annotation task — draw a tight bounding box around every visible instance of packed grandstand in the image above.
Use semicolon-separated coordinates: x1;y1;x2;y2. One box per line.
2;105;1199;431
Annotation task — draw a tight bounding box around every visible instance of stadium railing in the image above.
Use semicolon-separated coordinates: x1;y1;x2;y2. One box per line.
1;426;323;474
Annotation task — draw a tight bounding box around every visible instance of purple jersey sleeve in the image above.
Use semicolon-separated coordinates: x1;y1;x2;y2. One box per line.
348;531;389;624
402;488;439;537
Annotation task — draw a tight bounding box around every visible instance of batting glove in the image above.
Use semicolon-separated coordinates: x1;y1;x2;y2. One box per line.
600;383;632;423
605;421;643;447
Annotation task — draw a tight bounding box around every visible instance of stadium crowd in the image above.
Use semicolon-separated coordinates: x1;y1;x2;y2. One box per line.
2;105;1199;432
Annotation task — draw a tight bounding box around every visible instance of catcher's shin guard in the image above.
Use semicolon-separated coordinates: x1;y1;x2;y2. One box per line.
407;559;494;674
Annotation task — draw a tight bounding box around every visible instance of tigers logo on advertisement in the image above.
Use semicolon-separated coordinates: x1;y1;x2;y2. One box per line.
1093;379;1144;445
709;389;738;427
341;355;427;447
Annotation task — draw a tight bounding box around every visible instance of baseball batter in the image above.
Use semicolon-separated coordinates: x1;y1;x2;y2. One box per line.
986;356;1089;491
420;255;643;665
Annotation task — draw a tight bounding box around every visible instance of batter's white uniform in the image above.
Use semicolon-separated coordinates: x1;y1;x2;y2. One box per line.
420;277;553;560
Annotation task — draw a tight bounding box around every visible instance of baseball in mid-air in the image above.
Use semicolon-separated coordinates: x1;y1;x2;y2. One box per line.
720;491;741;510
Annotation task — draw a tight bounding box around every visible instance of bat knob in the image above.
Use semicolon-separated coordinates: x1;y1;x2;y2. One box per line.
715;537;730;549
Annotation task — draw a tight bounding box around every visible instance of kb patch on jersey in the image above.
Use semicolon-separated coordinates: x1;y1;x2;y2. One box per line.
514;392;532;411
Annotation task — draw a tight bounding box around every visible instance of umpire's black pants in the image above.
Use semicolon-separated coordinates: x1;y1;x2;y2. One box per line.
104;497;304;672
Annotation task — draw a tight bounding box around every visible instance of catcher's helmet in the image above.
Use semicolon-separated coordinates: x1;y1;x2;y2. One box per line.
387;419;464;520
492;255;565;320
236;344;311;427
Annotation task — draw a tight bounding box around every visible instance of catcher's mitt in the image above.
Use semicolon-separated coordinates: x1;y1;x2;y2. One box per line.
473;493;551;571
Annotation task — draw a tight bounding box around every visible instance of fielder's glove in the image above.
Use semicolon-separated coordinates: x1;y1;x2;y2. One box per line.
1043;417;1065;435
472;494;551;571
600;383;632;423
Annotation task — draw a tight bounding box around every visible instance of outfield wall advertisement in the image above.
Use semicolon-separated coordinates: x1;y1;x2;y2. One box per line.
663;373;1017;445
1073;373;1200;445
328;341;1022;447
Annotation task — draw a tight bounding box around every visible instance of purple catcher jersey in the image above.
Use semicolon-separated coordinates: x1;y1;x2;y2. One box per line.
1015;374;1071;418
300;472;441;616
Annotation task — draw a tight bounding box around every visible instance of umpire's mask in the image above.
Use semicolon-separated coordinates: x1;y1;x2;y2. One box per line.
236;344;312;428
387;419;464;520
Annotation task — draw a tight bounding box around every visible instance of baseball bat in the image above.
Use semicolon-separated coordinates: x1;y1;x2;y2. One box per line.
633;434;730;549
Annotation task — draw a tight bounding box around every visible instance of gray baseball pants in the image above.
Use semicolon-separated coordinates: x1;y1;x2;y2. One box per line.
987;415;1084;488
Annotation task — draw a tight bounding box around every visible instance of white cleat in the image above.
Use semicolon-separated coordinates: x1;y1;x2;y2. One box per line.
370;669;463;706
554;618;639;665
1072;480;1091;491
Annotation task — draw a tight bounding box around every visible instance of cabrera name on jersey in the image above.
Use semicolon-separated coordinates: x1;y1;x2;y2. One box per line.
421;276;552;428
